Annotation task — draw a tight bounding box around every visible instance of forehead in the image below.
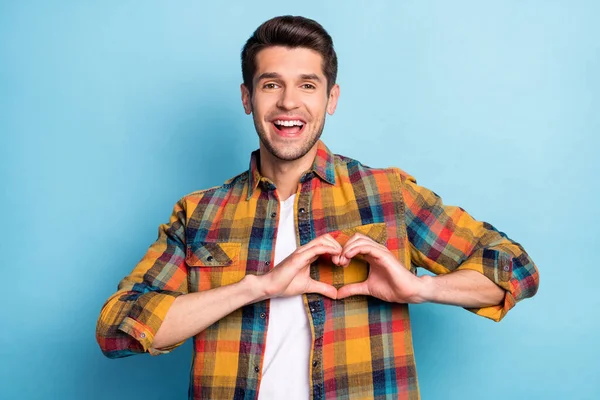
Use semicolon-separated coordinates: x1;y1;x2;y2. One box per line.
254;46;325;80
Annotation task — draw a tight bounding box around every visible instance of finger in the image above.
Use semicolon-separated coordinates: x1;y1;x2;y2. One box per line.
339;235;379;264
313;233;343;252
306;279;338;299
337;282;369;299
331;254;340;265
296;233;341;254
296;240;338;255
344;232;370;247
344;245;403;274
322;234;343;251
342;236;385;253
342;241;387;262
339;241;379;267
306;243;342;259
322;235;344;265
298;244;342;266
339;234;361;259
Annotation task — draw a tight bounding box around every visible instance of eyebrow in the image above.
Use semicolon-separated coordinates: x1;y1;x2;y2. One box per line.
256;72;281;81
255;72;322;82
299;74;322;82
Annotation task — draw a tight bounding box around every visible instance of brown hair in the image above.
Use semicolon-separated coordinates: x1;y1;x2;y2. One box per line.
241;15;338;95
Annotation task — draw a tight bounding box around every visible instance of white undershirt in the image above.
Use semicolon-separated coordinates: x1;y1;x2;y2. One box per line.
258;194;311;400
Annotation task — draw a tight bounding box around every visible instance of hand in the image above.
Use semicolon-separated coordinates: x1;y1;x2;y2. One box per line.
336;233;426;304
257;234;341;300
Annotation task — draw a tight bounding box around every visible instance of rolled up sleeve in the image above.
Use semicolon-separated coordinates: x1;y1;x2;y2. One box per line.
400;171;540;321
96;200;189;357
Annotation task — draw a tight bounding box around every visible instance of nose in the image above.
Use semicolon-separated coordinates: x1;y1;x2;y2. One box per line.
276;88;300;110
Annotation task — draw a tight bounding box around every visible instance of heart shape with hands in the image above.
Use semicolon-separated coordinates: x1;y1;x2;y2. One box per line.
260;232;427;305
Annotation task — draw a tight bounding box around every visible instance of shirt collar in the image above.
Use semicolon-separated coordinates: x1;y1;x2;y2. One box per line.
246;140;336;200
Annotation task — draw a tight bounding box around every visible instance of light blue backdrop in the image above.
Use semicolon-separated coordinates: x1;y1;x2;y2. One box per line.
1;1;598;399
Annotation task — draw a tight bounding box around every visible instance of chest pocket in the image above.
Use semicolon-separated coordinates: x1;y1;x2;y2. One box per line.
186;242;243;291
316;222;387;291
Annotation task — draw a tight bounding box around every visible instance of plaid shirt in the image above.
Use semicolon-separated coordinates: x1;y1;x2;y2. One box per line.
96;141;539;399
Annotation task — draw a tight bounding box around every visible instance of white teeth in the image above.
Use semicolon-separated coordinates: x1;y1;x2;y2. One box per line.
274;120;304;127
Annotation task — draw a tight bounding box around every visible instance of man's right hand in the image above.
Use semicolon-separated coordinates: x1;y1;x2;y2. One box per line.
253;234;342;300
152;234;341;350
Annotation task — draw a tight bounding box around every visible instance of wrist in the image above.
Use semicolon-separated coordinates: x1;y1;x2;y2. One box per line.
413;275;436;304
240;274;271;304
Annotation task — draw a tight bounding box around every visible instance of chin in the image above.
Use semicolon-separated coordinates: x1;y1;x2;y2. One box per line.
269;146;309;162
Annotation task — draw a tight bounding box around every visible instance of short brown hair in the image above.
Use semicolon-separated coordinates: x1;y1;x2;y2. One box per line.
241;15;338;94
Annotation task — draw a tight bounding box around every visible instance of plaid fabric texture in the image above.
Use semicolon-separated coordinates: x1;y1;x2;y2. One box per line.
97;141;539;399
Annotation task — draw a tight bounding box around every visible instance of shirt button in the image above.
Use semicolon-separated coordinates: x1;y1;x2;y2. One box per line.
206;256;214;262
260;312;266;319
271;212;277;218
139;333;146;339
310;308;315;313
312;360;318;368
254;365;260;373
503;265;510;271
265;261;270;266
299;208;306;214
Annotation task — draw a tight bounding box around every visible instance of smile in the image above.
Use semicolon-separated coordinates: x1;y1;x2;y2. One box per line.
272;119;306;136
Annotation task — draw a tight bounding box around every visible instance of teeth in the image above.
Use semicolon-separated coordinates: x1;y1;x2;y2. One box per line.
274;120;304;127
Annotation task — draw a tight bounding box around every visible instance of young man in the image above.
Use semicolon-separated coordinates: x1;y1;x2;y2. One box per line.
97;16;539;400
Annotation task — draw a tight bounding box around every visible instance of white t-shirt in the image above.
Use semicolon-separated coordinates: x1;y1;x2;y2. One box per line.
258;194;311;400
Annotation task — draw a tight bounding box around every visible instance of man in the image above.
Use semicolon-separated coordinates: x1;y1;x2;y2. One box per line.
96;15;539;400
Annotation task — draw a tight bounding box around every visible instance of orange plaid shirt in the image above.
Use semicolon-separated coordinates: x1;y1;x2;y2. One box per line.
97;141;539;399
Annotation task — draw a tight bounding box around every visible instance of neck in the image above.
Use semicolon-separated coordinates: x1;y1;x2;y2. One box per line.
258;144;318;200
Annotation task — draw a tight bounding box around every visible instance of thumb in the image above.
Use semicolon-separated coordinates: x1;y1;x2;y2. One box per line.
306;279;338;299
337;282;369;299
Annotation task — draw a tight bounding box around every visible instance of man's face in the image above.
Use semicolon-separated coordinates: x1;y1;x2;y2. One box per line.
241;46;339;162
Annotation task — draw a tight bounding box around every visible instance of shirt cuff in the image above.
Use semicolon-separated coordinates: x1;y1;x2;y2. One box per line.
456;253;515;322
117;291;182;355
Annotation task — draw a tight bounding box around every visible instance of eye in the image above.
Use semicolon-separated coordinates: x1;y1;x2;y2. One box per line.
301;83;316;90
263;83;279;90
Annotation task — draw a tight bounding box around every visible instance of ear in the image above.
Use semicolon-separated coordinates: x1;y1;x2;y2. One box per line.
326;84;340;115
241;84;252;115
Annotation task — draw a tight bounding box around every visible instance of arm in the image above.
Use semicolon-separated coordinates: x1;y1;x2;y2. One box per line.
336;235;505;307
97;198;341;355
402;171;539;320
152;236;340;350
336;171;539;321
152;276;262;350
96;200;190;357
419;270;504;307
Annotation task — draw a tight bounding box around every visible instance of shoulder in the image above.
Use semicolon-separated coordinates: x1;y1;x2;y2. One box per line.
332;152;417;184
176;170;248;208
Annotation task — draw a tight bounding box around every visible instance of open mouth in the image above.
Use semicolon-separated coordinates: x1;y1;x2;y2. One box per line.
272;119;306;136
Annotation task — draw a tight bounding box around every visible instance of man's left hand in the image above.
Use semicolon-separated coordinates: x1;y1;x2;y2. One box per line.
335;233;427;304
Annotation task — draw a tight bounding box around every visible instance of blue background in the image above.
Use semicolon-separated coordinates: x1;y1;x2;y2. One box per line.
1;1;598;399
